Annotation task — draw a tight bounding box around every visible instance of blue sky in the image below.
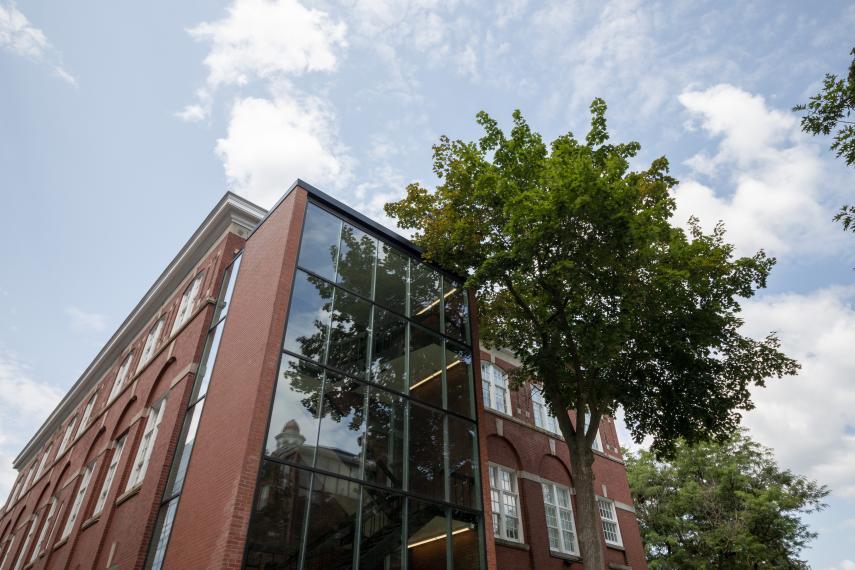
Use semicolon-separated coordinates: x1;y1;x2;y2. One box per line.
2;0;854;566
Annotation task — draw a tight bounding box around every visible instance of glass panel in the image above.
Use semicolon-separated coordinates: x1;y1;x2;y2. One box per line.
315;375;366;481
409;263;441;331
444;343;473;418
193;322;223;401
359;488;404;570
443;280;469;343
212;255;242;323
245;461;311;569
409;326;443;408
451;510;481;570
148;498;178;570
370;307;407;393
364;387;405;489
303;472;360;570
408;403;445;500
407;499;448;570
165;400;205;497
447;416;477;508
336;223;376;298
266;356;323;465
375;243;407;315
299;203;342;281
283;270;333;363
326;289;371;378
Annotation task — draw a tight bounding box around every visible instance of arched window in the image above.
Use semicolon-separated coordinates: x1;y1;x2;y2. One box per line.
171;272;204;336
109;352;134;402
531;385;560;434
137;318;165;373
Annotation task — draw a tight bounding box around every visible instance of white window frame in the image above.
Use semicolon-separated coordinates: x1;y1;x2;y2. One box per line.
93;436;127;516
488;464;523;543
137;318;165;374
109;352;134;402
0;533;17;570
13;511;39;570
584;412;604;453
76;394;97;438
481;362;511;414
531;385;560;434
57;417;77;457
34;444;52;481
171;273;204;336
126;400;166;490
541;480;579;556
21;462;37;493
61;461;94;539
31;497;58;561
598;497;623;547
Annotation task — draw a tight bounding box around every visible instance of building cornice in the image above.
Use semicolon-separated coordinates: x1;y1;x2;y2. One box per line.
14;192;266;469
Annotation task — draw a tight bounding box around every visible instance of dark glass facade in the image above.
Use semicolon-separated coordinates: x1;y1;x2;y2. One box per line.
245;202;483;570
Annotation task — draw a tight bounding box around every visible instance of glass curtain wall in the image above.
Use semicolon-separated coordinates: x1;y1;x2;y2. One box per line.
145;254;244;569
245;203;483;570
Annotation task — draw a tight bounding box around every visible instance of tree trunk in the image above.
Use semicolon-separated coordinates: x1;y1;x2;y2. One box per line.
546;382;607;569
568;437;607;570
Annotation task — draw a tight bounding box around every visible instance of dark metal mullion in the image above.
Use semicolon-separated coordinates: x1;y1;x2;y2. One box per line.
281;349;477;425
295;265;471;349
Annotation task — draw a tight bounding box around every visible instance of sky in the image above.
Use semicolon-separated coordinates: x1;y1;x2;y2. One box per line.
1;0;854;566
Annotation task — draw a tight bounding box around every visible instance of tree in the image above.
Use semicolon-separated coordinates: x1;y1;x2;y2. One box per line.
794;47;855;230
625;431;828;569
384;101;800;568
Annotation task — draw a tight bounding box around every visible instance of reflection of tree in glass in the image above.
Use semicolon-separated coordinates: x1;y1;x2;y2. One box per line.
247;462;308;569
375;243;408;314
336;224;377;298
410;263;441;330
408;404;446;499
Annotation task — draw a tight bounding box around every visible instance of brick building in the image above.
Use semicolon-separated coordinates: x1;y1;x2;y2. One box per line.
0;181;646;570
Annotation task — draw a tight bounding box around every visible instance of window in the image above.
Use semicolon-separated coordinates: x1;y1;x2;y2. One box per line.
489;465;522;542
57;417;77;457
171;273;204;335
127;400;166;490
541;482;579;555
13;511;39;570
109;353;134;402
21;461;37;492
598;498;623;547
34;444;52;480
531;385;560;434
32;497;58;560
61;462;94;539
481;362;510;414
93;436;126;516
0;534;16;570
76;394;97;438
585;412;604;453
137;318;165;373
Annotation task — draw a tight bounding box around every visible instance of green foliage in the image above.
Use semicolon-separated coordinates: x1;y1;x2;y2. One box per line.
385;101;799;455
625;432;828;569
794;47;855;231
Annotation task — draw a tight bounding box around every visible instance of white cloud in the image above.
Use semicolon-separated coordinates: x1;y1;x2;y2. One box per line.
673;84;844;258
827;561;855;570
65;306;110;334
0;351;62;498
180;0;346;119
216;89;353;207
0;1;76;85
740;286;855;498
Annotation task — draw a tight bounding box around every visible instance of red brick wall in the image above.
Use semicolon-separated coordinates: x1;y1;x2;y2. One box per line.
480;351;648;570
0;231;243;570
163;188;307;569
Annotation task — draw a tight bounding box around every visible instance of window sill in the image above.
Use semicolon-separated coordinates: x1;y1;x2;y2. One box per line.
608;563;632;570
115;484;141;507
81;515;100;531
606;542;625;551
549;550;581;562
494;538;529;551
53;537;68;551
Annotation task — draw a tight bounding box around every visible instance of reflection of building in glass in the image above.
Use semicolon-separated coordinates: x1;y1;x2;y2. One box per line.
0;180;646;570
